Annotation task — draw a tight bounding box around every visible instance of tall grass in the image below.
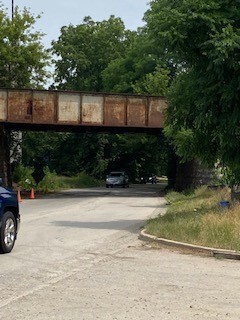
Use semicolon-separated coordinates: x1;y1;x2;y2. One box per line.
54;173;103;189
37;172;103;193
146;186;240;251
13;164;103;192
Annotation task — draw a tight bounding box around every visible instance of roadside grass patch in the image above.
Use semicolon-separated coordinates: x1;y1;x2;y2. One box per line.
146;186;240;251
54;173;103;189
37;171;103;193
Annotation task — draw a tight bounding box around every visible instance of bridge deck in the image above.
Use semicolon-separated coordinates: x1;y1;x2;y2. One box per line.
0;89;166;132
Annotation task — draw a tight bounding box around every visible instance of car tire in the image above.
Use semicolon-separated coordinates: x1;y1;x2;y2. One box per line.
0;211;17;254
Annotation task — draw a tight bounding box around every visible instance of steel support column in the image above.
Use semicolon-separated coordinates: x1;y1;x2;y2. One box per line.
0;125;12;187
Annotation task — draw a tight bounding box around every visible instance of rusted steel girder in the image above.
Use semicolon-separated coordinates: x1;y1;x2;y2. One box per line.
0;88;166;132
0;88;166;187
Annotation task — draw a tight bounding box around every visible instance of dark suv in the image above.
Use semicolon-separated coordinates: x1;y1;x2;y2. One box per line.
106;171;129;188
140;173;157;184
0;178;20;253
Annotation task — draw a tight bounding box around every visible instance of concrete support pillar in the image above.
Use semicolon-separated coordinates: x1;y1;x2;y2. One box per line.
175;158;213;192
0;125;12;187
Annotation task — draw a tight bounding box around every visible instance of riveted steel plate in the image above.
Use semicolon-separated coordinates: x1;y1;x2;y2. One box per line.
148;97;167;127
8;91;32;122
0;90;7;121
82;95;103;124
58;93;80;123
33;92;56;124
104;96;126;126
0;88;166;130
127;97;147;126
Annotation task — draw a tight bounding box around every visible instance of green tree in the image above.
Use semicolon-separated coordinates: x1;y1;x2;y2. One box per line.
50;15;171;181
0;3;50;88
52;15;135;91
132;65;170;95
53;133;110;178
105;133;169;181
0;3;50;178
102;31;173;94
23;132;111;180
22;131;61;182
145;0;240;179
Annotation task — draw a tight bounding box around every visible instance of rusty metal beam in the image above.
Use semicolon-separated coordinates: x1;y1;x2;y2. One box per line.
0;88;166;132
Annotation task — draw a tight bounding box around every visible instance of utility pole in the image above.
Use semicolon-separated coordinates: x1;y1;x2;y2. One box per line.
12;0;14;20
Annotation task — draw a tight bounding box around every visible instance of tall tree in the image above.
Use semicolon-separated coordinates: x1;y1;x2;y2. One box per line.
52;16;135;91
0;3;50;88
0;3;50;177
145;0;240;179
22;131;61;182
102;30;173;94
105;133;169;180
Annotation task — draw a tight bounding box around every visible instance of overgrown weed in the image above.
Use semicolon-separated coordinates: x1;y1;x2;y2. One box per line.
54;173;103;189
146;185;240;251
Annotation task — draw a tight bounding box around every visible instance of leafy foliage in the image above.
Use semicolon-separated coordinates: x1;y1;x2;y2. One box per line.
102;31;173;94
21;131;61;182
145;0;240;181
13;163;36;190
133;65;170;95
21;131;170;181
37;166;58;193
52;16;135;91
0;3;50;88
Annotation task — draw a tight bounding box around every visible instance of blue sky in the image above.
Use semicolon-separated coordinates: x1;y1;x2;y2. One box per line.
1;0;150;48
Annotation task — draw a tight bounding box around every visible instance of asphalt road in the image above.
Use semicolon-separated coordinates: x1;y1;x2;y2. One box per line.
0;184;240;320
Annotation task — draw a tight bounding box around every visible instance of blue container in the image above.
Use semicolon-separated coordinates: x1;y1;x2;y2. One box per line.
219;201;230;209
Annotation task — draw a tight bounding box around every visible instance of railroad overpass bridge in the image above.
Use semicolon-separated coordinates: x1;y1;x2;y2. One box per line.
0;88;166;185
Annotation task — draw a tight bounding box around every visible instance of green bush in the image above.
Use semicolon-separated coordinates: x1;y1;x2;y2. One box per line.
37;167;59;193
13;163;36;191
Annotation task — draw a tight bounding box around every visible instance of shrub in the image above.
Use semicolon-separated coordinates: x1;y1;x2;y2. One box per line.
13;163;36;191
55;172;103;189
37;167;59;193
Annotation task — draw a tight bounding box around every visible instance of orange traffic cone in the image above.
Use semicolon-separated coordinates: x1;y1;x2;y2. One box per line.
29;188;35;199
17;189;22;202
